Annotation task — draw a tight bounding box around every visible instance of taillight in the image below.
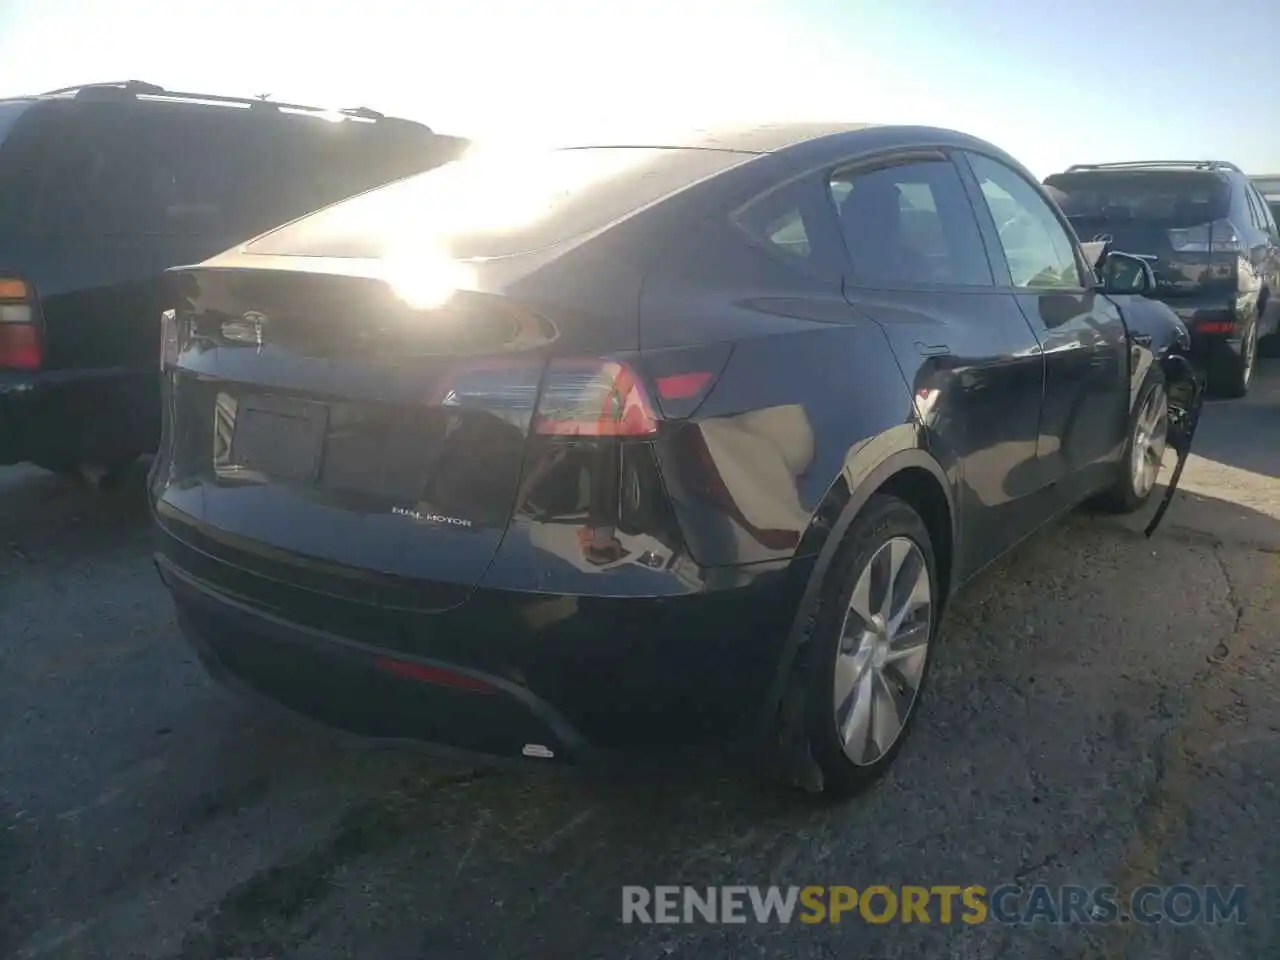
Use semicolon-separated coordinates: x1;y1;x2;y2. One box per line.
534;359;660;437
160;308;180;370
530;345;732;437
0;276;41;370
1168;219;1243;253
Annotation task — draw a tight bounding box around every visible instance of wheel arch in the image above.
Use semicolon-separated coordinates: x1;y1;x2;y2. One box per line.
762;445;957;732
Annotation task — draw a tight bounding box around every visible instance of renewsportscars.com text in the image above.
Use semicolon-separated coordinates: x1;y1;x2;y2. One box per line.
621;884;1247;926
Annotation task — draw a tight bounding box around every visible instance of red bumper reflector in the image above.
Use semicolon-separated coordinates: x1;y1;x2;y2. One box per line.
373;655;497;694
1195;321;1234;335
655;371;714;400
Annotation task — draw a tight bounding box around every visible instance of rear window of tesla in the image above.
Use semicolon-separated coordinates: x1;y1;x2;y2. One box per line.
1044;171;1230;224
245;146;749;260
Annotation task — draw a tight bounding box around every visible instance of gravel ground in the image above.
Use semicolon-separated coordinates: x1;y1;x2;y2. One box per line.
2;366;1278;960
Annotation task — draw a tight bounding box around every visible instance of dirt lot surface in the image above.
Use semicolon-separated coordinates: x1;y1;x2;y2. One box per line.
3;367;1278;960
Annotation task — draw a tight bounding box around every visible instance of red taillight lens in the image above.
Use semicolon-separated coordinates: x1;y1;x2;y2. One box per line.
534;359;660;437
1196;320;1234;335
0;277;41;370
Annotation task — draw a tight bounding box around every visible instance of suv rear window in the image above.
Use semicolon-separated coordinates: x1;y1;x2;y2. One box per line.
1043;170;1231;225
245;146;750;260
10;101;451;240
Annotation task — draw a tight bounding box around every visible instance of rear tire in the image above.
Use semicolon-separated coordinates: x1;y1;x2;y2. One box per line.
774;494;938;800
1096;374;1169;515
1207;317;1258;398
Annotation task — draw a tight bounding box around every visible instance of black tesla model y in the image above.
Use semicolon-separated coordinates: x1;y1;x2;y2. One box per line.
151;123;1197;797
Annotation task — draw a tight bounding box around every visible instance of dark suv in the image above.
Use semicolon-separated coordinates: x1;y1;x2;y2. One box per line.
1045;161;1280;397
0;80;467;479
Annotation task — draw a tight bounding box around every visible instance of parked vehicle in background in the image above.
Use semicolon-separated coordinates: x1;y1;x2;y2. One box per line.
1253;175;1280;228
0;80;467;481
151;122;1202;798
1044;161;1280;397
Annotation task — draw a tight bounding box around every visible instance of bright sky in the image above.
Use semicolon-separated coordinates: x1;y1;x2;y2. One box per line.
1;0;1276;178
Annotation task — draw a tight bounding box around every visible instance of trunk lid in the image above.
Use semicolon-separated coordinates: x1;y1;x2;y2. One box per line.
158;262;556;589
1045;170;1236;300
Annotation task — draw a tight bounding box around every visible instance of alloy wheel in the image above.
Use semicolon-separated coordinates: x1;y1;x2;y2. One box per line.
1130;385;1169;499
833;536;932;766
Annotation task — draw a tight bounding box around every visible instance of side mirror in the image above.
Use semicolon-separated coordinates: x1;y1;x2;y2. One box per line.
1098;251;1156;296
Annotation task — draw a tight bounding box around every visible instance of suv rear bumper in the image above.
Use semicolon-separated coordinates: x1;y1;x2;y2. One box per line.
0;367;159;467
1165;300;1248;361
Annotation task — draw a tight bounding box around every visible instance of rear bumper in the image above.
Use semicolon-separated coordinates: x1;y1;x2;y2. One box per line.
1165;301;1245;363
0;366;159;466
159;555;600;764
153;505;810;761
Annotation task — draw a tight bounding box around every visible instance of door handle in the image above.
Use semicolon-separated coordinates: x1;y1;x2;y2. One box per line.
915;342;951;357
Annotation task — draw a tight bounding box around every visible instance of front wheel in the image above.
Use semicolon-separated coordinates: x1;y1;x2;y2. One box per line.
1096;376;1169;515
777;494;938;799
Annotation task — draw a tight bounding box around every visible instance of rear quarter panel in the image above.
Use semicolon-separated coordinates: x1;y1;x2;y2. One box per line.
636;203;922;568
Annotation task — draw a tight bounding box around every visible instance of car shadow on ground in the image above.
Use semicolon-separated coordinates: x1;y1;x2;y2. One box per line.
0;460;151;563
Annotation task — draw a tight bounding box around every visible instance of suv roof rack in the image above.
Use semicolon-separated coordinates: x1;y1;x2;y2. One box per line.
41;79;166;97
1064;160;1242;174
35;81;423;129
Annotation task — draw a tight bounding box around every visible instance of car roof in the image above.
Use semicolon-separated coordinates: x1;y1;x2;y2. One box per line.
562;121;878;154
562;120;1026;169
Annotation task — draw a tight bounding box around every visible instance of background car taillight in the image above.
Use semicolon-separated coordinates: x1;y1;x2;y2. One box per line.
531;345;731;438
1167;219;1243;253
0;277;42;370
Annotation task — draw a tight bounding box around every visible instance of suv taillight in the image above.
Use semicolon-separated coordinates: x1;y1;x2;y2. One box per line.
0;277;42;370
1167;219;1243;253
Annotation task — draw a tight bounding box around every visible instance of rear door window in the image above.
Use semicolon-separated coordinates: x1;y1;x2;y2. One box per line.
828;158;994;287
733;174;849;278
967;153;1084;290
1257;192;1280;236
1246;186;1274;234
